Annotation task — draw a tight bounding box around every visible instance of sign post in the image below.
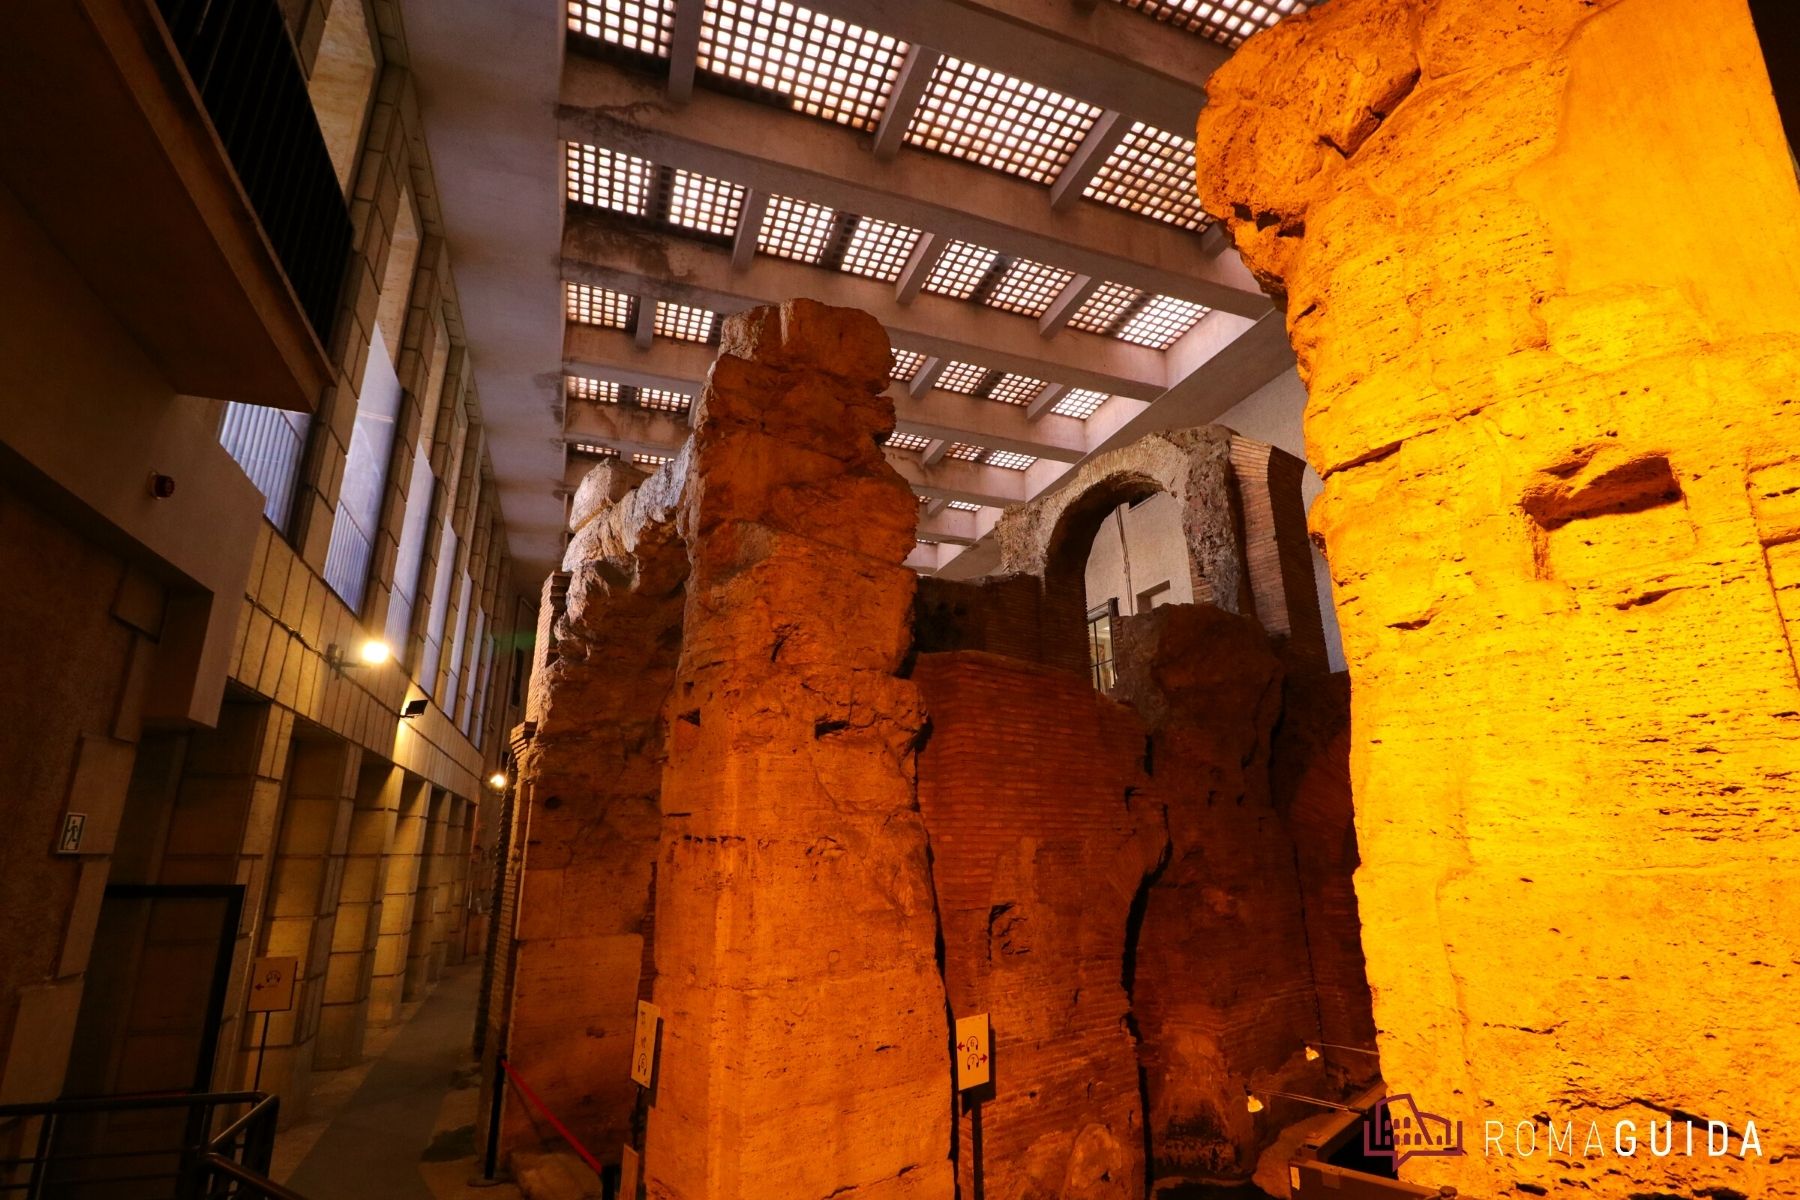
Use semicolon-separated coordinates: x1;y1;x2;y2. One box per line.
246;955;299;1092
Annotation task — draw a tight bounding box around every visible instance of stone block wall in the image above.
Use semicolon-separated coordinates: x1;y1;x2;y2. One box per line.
1196;0;1800;1194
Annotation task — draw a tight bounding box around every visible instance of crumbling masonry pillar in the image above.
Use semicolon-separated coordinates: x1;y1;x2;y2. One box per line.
1194;1;1800;1195
642;300;954;1199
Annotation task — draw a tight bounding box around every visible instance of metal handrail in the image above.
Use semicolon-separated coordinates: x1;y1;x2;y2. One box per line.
201;1153;310;1200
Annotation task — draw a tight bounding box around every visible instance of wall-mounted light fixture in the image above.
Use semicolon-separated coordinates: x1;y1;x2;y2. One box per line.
399;697;428;719
1305;1042;1381;1063
487;771;510;792
1246;1087;1364;1115
326;638;392;672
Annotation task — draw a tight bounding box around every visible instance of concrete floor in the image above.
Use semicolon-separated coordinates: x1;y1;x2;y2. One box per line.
272;963;522;1200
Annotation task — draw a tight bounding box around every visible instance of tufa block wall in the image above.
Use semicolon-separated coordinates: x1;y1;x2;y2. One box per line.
1196;0;1800;1194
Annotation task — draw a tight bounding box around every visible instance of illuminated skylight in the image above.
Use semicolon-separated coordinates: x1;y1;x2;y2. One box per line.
889;348;927;382
1118;295;1209;349
924;240;1001;301
947;500;982;512
935;361;992;395
566;376;622;404
566;0;674;57
699;0;907;131
985;373;1047;406
759;194;838;263
1069;280;1148;336
668;168;747;237
945;442;984;461
566;283;636;329
907;57;1101;185
985;450;1038;471
654;300;719;344
1111;0;1308;49
1084;122;1213;231
635;386;692;413
840;217;923;283
1051;388;1110;420
570;441;620;457
884;431;932;452
565;143;652;213
633;452;674;466
984;258;1076;318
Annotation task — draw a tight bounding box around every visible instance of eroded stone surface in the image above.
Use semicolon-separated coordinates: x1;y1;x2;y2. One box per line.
1197;1;1800;1194
641;299;954;1200
1113;607;1332;1185
914;651;1164;1200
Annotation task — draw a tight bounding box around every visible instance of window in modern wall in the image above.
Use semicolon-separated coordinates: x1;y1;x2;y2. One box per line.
444;569;473;713
306;0;379;194
324;186;421;611
1087;600;1118;692
323;323;404;610
418;523;458;694
458;609;486;735
383;315;452;654
218;403;310;530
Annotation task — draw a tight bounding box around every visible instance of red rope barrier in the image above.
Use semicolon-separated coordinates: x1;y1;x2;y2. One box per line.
498;1056;610;1179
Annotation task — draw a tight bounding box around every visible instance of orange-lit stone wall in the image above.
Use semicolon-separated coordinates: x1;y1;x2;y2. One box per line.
503;460;686;1162
1196;1;1800;1194
914;651;1163;1200
641;301;954;1199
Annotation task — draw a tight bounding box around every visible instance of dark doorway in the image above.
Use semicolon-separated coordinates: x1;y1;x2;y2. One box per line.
63;884;243;1098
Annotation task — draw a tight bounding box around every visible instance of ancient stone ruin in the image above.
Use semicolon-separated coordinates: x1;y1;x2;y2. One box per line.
497;298;1372;1198
1194;0;1800;1195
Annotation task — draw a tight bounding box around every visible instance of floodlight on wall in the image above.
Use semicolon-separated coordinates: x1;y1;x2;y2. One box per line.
1245;1087;1363;1115
399;698;429;719
488;771;509;792
1305;1041;1381;1062
326;638;391;671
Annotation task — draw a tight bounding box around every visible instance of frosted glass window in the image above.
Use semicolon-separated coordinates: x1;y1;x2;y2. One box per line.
324;324;403;611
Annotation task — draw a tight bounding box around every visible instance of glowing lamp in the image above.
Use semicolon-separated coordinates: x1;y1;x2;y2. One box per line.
488;772;510;791
1246;1094;1265;1113
326;638;392;671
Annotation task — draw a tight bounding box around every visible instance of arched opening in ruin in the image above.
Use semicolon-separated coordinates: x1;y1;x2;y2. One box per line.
1042;471;1179;691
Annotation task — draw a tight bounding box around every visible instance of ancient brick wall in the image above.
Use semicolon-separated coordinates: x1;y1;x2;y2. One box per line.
913;651;1163;1200
1113;607;1333;1187
1196;1;1800;1194
641;301;954;1199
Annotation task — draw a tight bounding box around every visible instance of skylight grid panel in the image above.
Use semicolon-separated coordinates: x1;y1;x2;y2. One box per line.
1118;295;1210;349
758;194;838;263
1083;122;1213;231
565;143;653;213
633;453;674;467
1069;280;1147;335
986;373;1047;406
698;0;907;131
668;169;747;237
566;376;623;404
654;300;719;344
570;441;620;457
947;500;982;512
1051;388;1110;420
566;283;637;329
984;258;1076;317
566;0;675;56
883;431;932;452
636;387;693;413
923;240;1001;301
984;450;1037;471
945;443;984;462
840;217;923;282
934;361;990;395
1111;0;1306;48
889;348;927;382
905;58;1102;185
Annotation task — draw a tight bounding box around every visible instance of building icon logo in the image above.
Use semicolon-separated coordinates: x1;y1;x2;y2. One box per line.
1364;1094;1465;1168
